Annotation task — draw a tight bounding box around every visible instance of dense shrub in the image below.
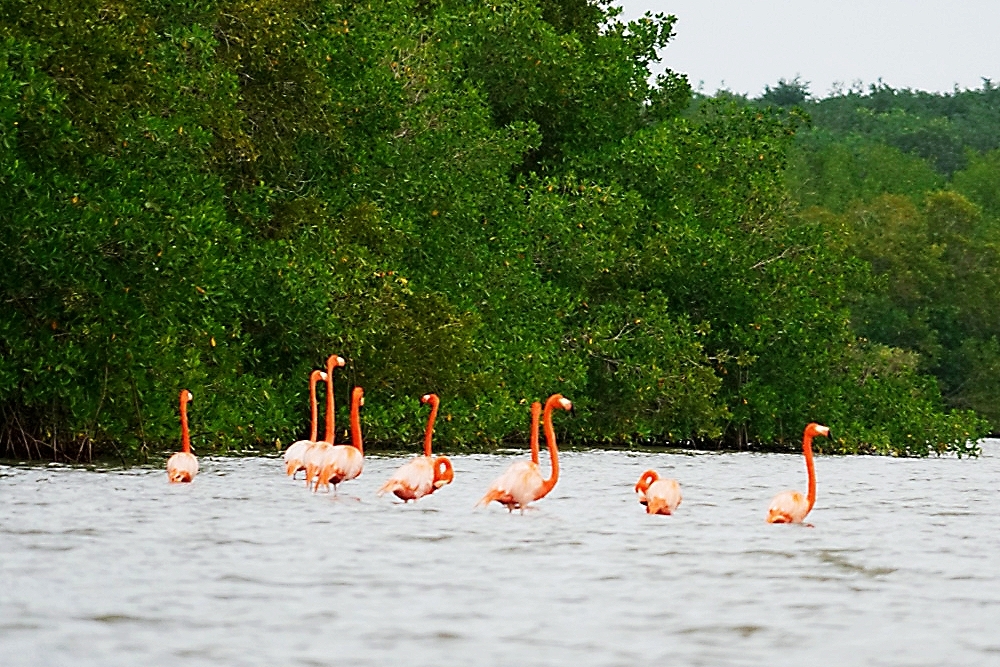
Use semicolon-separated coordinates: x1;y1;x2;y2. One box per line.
0;0;986;460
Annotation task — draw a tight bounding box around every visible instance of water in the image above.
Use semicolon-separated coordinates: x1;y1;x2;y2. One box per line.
2;441;999;666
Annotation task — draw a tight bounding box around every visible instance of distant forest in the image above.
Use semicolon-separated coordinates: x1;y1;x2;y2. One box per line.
708;78;1000;430
1;1;992;460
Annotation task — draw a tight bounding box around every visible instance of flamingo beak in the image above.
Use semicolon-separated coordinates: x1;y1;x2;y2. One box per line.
337;357;345;367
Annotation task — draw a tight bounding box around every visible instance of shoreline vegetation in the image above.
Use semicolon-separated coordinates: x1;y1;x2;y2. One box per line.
1;1;994;462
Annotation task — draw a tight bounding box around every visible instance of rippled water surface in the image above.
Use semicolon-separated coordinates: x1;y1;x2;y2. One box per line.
3;441;1000;666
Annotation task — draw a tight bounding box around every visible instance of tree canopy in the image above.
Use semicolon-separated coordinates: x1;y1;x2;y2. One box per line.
0;0;987;461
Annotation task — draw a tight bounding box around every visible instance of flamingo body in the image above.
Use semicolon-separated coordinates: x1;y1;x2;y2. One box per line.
478;460;547;511
314;444;363;493
283;440;312;478
378;455;454;501
766;490;810;524
635;470;682;515
166;451;198;484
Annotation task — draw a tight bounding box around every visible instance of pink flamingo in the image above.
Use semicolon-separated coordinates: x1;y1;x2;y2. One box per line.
283;370;327;478
303;355;345;487
767;422;831;524
377;393;455;502
313;387;365;493
476;394;572;513
166;390;198;483
634;470;682;515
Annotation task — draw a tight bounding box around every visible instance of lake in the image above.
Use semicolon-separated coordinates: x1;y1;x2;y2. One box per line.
2;441;999;666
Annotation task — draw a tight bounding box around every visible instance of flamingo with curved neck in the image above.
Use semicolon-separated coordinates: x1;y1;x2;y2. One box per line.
284;370;327;478
166;390;198;483
313;386;365;493
634;469;682;515
476;393;571;513
378;393;455;502
766;422;830;524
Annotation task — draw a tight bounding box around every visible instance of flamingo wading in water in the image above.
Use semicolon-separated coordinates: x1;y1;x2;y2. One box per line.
378;393;455;502
283;369;327;479
634;470;682;515
303;355;345;487
477;394;572;513
166;390;198;483
313;386;365;493
766;422;831;524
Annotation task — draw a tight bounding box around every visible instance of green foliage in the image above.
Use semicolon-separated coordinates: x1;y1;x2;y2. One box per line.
0;0;985;460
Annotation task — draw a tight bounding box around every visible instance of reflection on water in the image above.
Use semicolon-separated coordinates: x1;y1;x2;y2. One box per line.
2;442;1000;666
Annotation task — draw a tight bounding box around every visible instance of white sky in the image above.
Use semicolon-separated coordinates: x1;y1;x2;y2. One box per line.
614;1;1000;97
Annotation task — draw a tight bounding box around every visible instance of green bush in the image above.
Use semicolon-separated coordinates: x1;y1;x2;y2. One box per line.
0;0;986;460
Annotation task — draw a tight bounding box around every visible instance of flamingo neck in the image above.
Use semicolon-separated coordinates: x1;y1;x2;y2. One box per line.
180;392;191;453
538;397;560;496
804;434;816;512
434;456;453;484
529;401;541;465
423;395;439;457
309;371;322;442
637;470;658;494
324;358;337;443
350;390;363;455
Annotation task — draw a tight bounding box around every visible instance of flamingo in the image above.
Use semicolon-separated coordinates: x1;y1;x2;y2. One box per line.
476;394;572;513
313;386;365;493
303;355;345;487
766;422;831;524
166;390;198;483
377;393;455;502
634;470;682;515
283;369;327;478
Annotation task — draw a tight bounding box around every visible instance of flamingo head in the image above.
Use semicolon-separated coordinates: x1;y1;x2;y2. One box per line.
318;371;328;381
353;387;364;406
421;393;439;407
327;355;346;371
634;469;659;494
181;390;193;403
433;456;454;487
805;423;830;438
553;395;572;412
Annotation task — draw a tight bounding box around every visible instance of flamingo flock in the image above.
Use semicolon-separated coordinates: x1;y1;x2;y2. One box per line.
168;356;830;524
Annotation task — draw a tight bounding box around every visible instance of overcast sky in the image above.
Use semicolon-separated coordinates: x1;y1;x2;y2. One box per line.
614;1;1000;97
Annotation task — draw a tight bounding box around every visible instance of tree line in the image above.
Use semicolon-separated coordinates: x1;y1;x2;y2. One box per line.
0;0;987;461
729;77;1000;431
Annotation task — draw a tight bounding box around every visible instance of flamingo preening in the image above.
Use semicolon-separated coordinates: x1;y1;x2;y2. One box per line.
476;394;572;513
377;393;455;502
634;470;682;515
312;386;365;493
166;390;198;483
766;422;831;524
283;370;327;478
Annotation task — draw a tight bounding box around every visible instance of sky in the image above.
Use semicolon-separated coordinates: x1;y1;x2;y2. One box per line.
614;1;1000;98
